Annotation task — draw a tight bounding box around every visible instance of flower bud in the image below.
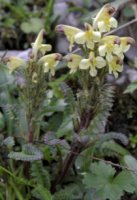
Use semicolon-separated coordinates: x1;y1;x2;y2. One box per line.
32;29;45;59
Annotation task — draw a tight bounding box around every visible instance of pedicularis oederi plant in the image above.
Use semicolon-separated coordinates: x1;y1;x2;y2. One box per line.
1;4;137;200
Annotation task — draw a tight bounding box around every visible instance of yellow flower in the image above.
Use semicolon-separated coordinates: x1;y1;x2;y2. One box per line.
7;56;25;73
32;72;38;83
55;24;81;51
79;52;106;77
31;29;45;58
93;4;117;33
107;56;123;78
31;29;52;58
98;35;121;61
99;36;135;61
65;54;82;73
38;44;52;55
39;53;62;76
119;37;135;53
74;23;101;49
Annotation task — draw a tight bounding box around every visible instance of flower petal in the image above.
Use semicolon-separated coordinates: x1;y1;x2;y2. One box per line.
92;31;101;42
89;67;97;77
106;53;113;62
109;17;118;28
97;21;107;33
98;45;106;56
79;59;90;69
96;56;106;68
86;41;94;49
74;32;86;44
43;63;49;73
39;44;52;55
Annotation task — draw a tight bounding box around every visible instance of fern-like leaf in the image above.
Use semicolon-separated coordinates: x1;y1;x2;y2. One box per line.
96;132;128;146
53;184;81;200
57;82;79;137
97;140;129;158
32;184;52;200
60;82;76;116
8;143;43;161
88;84;114;135
1;136;15;147
31;161;51;190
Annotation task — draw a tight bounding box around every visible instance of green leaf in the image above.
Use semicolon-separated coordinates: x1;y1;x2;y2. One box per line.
114;171;135;193
124;81;137;94
31;161;51;190
21;18;44;33
21;22;31;33
32;184;52;200
0;166;33;186
83;161;135;200
101;140;129;157
0;112;5;131
8;143;43;161
123;6;134;18
56;115;73;137
124;155;137;189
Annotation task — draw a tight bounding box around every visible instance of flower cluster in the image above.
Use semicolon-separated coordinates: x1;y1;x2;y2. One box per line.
7;29;62;78
6;4;135;79
56;4;135;78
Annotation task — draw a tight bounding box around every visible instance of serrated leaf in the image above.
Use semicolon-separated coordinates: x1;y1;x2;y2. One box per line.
8;143;43;161
83;161;135;200
114;171;135;193
101;140;129;157
124;155;137;189
2;136;15;147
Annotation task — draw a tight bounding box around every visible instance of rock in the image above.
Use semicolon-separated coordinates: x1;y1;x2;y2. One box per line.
0;49;31;61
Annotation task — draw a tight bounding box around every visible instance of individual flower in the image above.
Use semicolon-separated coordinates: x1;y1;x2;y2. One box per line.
65;54;82;73
118;37;135;53
38;44;52;55
55;24;82;51
107;56;123;78
93;4;117;33
7;56;25;74
31;29;52;59
38;53;62;76
74;23;101;49
79;52;106;77
98;35;121;61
